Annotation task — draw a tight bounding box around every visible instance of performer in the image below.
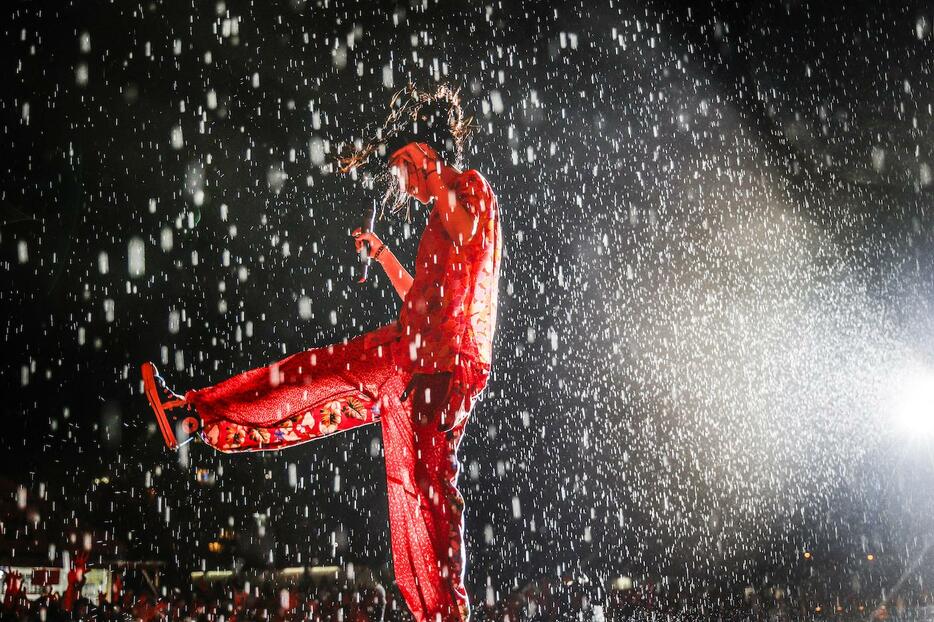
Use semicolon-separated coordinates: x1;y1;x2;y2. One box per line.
141;86;501;622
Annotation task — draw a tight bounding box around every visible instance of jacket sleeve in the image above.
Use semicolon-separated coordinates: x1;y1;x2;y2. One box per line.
453;170;495;225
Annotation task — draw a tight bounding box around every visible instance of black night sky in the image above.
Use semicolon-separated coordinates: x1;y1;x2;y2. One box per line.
2;0;934;617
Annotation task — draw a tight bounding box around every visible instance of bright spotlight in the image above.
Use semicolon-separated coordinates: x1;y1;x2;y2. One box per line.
892;367;934;437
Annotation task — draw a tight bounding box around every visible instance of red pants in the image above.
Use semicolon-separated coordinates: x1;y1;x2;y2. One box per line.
185;324;483;622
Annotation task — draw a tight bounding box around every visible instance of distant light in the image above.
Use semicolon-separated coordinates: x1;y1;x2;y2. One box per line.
195;468;216;486
866;554;875;561
308;566;341;578
892;367;934;437
277;566;340;578
207;541;223;553
190;570;233;581
612;576;633;591
803;551;812;560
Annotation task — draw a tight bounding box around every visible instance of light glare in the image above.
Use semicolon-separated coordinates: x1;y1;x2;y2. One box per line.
892;367;934;437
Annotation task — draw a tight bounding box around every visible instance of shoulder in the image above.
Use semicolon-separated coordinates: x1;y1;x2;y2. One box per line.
454;169;494;196
452;169;497;216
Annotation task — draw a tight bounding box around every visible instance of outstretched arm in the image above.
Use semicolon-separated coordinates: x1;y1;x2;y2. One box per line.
352;229;413;300
375;244;413;300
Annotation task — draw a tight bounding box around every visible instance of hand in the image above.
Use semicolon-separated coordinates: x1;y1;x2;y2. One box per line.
351;228;384;259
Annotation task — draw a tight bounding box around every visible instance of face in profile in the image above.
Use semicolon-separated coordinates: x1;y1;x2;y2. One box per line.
388;142;437;205
388;159;420;203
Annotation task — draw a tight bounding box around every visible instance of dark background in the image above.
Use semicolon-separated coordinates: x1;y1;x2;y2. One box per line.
2;0;933;612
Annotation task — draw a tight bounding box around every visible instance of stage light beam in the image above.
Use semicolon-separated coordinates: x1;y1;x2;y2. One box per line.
892;367;934;438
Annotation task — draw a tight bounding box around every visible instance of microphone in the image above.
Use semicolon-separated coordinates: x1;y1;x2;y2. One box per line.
358;201;378;283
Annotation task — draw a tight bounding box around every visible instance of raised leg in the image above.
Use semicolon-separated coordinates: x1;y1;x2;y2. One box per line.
184;324;398;453
141;362;200;450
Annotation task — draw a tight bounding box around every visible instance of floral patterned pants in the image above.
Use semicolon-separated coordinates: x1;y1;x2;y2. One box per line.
185;324;483;622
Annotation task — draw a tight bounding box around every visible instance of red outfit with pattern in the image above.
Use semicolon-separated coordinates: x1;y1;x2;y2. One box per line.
185;169;501;622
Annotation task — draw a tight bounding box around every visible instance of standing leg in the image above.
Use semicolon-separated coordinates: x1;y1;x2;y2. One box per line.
417;381;472;622
434;419;471;622
381;374;458;622
391;373;472;622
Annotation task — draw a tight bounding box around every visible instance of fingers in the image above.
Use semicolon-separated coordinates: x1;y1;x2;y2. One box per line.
351;229;373;243
353;236;383;258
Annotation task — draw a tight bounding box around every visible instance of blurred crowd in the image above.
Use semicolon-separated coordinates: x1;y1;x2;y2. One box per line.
2;560;933;621
1;570;387;622
0;572;934;622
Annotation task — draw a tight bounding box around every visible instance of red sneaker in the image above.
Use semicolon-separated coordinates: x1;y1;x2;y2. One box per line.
141;362;199;449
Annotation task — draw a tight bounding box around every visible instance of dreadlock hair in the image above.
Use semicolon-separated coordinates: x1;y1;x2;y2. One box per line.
337;83;475;219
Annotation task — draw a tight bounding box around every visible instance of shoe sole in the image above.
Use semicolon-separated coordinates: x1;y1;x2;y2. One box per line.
141;362;178;450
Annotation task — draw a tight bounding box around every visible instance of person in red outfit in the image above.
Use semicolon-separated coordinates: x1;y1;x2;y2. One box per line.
142;88;501;622
62;550;88;612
